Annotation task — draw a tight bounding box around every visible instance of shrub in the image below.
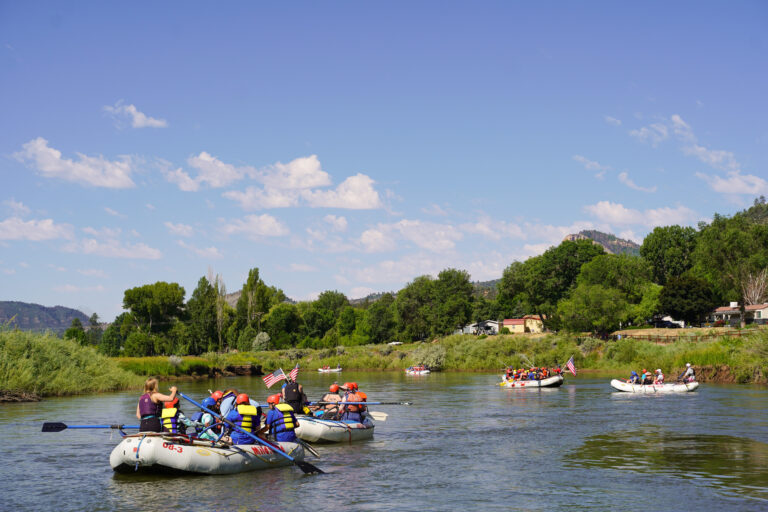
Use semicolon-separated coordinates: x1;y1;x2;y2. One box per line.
168;355;183;368
253;332;271;351
413;343;447;370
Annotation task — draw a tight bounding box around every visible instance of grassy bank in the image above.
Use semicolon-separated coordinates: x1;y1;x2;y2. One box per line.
0;329;142;398
112;328;768;383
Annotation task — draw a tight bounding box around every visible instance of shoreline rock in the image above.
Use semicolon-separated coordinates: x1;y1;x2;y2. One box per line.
0;391;42;403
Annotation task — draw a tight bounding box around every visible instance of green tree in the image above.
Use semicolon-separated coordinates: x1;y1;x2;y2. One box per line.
336;306;357;336
99;321;123;356
659;276;716;325
640;225;698;285
576;254;652;303
63;317;87;345
123;282;185;333
364;293;397;344
186;276;217;355
433;268;474;335
123;331;154;356
394;275;435;341
556;283;628;334
264;303;301;348
87;313;102;346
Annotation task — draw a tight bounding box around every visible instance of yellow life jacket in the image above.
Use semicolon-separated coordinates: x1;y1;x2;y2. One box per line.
275;403;296;430
236;404;258;432
161;407;182;433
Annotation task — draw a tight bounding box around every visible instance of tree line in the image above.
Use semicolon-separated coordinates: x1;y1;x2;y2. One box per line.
65;198;768;356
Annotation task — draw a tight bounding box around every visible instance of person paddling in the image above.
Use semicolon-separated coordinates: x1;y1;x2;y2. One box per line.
224;393;262;445
136;378;177;432
679;363;696;383
653;369;665;385
161;398;199;435
627;370;640;384
338;382;363;423
315;384;342;418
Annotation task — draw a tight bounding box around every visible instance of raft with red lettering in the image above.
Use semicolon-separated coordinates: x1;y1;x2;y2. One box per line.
109;433;305;475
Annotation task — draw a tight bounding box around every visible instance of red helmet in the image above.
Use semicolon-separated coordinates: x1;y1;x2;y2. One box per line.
236;393;250;405
267;394;280;405
211;390;223;402
350;382;359;391
343;382;353;390
165;398;179;409
329;384;340;393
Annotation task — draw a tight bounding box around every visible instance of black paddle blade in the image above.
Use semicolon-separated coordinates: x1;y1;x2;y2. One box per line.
42;422;67;432
296;460;324;475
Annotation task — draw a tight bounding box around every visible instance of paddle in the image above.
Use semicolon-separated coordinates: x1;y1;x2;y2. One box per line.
310;401;412;406
367;411;388;421
179;392;323;475
42;422;139;433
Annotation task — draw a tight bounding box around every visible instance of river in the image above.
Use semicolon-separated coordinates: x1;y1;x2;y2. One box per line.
2;372;767;511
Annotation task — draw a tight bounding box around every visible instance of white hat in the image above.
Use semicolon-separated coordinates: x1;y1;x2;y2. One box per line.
686;363;691;367
656;369;661;373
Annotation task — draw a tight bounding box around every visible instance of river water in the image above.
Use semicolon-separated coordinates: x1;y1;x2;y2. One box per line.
2;372;767;511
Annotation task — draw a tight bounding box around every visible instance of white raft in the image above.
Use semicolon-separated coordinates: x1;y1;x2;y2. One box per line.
295;416;375;443
610;379;699;393
110;433;305;475
405;368;430;375
317;367;343;373
499;374;564;388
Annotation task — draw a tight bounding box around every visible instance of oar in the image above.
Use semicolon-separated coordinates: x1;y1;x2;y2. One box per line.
296;438;321;458
367;411;388;421
310;401;412;406
179;392;323;475
42;422;139;432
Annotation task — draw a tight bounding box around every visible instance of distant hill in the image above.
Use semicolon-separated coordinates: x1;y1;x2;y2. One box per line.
0;301;89;333
563;230;641;256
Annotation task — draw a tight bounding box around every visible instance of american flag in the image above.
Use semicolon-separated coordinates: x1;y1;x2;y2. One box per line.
262;368;286;388
565;356;577;376
288;364;300;381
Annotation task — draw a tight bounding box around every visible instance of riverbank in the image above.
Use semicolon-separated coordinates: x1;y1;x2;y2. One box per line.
113;328;768;384
0;330;142;402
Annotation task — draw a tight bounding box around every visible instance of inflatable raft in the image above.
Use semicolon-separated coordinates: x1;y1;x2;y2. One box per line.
405;368;430;375
610;379;699;393
317;367;342;373
110;433;305;475
295;416;375;443
499;374;564;388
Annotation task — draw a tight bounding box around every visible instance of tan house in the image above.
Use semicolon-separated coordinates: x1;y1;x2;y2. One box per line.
502;315;545;334
712;302;768;325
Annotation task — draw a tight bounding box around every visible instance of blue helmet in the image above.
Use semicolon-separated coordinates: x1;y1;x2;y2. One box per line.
631;371;638;375
201;397;216;410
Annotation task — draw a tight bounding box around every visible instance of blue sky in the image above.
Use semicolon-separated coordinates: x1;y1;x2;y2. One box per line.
2;1;767;321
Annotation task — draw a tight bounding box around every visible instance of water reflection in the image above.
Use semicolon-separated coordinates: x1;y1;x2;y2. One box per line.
567;429;768;501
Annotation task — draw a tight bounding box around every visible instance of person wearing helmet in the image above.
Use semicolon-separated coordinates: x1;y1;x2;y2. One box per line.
314;384;343;418
640;369;652;385
265;394;299;442
627;371;640;384
338;385;363;423
679;363;696;383
195;398;220;440
217;388;240;417
224;393;262;445
281;378;308;415
653;369;665;385
161;397;200;435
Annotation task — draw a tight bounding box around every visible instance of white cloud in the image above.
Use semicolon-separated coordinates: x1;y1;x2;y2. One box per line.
82;226;121;237
422;204;449;216
629;123;668;146
584;201;697;227
14;137;135;188
221;214;290;239
302;173;383;209
188;152;252;188
145;203;155;210
19;261;29;268
177;240;222;259
222;187;299;210
573;155;610;172
164;221;194;237
618;171;657;193
360;220;462;253
289;263;316;272
604;116;622;126
4;199;30;216
54;284;106;293
695;171;768;196
163;166;201;192
260;155;331;190
324;215;348;232
103;100;167;128
460;217;525;241
683;145;740;172
349;253;449;285
65;239;162;259
104;207;126;218
77;268;108;278
0;217;74;241
3;268;16;275
350;286;376;299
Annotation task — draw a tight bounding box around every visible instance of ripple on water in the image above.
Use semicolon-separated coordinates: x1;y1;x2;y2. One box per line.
565;429;768;502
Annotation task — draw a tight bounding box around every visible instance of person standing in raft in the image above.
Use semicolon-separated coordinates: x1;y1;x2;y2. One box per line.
265;394;298;442
136;378;177;432
224;393;262;445
282;378;309;415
